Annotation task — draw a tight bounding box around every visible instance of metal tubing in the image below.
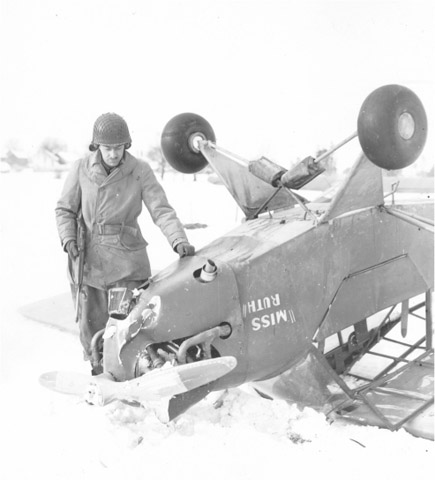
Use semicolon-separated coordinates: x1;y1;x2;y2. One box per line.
372;336;427;381
426;290;433;350
314;131;358;164
383;336;425;350
279;181;318;223
199;141;250;167
90;328;106;366
359;349;432;393
177;324;232;364
373;386;431;402
250;187;282;219
203;132;358;168
358;349;434;431
310;345;356;399
385;207;434;233
392;398;434;431
358;393;395;430
402;211;434;226
401;299;409;337
367;350;413;362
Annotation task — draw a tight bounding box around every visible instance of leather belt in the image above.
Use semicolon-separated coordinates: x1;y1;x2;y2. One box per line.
93;224;122;235
92;223;138;236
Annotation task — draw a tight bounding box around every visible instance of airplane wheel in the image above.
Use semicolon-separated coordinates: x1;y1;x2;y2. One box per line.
357;85;427;170
161;113;216;174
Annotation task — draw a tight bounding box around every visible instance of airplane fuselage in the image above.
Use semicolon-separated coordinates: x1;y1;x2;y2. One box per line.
103;200;433;396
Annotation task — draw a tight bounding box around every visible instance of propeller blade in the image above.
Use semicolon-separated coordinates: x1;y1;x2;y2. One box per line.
39;371;98;396
39;356;237;406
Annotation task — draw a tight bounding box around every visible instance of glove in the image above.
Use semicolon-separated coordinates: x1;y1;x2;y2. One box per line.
65;239;79;260
176;242;195;258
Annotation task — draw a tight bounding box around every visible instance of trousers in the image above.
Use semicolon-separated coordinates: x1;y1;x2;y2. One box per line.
70;280;145;370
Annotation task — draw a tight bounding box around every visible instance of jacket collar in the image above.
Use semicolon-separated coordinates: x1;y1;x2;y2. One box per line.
88;150;137;186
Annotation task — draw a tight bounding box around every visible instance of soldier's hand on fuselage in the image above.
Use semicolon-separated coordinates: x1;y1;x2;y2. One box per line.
176;242;195;258
66;239;79;261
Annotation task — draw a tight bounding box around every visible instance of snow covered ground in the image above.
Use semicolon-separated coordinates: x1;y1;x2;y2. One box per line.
0;171;433;480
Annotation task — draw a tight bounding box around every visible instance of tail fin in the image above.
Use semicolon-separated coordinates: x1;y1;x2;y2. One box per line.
320;153;384;223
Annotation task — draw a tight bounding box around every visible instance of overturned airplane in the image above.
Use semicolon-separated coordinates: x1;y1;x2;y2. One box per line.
41;85;434;440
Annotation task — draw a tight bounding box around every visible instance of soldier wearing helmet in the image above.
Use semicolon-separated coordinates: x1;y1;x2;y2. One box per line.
55;113;195;374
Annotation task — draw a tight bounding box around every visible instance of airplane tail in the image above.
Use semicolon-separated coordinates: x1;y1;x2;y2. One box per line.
320;152;384;223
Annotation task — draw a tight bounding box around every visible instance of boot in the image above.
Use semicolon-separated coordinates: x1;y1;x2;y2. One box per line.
91;363;103;376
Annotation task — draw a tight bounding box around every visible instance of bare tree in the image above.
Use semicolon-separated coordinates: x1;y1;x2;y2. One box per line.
40;137;67;154
146;145;166;179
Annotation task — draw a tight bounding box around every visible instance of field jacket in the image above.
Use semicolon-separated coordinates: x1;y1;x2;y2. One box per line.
55;151;188;289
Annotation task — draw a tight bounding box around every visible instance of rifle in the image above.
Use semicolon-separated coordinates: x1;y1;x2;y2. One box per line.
75;213;86;323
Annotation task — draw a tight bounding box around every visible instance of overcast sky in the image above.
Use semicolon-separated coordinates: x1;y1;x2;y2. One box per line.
1;0;434;170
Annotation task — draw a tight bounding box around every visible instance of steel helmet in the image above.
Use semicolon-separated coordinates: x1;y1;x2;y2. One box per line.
89;113;132;151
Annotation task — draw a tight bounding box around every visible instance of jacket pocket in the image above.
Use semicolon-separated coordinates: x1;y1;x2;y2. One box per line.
98;234;121;248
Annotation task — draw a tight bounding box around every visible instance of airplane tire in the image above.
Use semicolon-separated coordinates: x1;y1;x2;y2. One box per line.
357;85;427;170
161;113;216;174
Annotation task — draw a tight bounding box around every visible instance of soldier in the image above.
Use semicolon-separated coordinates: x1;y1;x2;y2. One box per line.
55;113;195;374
